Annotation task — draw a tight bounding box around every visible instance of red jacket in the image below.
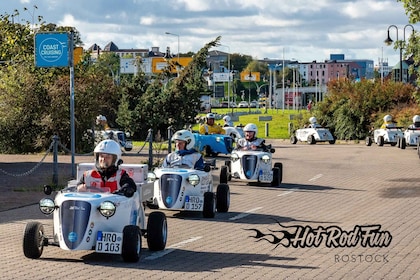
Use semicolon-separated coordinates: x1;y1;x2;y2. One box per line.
83;169;125;192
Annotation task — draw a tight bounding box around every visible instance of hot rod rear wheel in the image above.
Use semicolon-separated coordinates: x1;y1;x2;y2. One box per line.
147;211;167;251
220;166;229;184
290;135;298;144
400;138;406;149
216;184;230;212
203;192;216;218
23;221;44;259
122;225;141;262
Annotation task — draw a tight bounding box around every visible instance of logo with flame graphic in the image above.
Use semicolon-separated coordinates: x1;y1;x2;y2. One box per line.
245;221;392;249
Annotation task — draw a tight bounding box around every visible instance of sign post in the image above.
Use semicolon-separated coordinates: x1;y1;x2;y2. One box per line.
35;32;76;178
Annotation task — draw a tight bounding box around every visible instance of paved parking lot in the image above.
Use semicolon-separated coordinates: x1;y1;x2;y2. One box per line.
0;141;419;279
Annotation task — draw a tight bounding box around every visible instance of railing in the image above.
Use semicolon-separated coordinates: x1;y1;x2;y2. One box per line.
0;128;175;186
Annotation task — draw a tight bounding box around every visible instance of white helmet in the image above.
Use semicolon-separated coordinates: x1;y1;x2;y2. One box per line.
383;115;393;122
309;116;317;124
413;115;420;123
244;123;258;136
94;140;122;169
223;115;231;122
172;129;195;150
206;113;216;119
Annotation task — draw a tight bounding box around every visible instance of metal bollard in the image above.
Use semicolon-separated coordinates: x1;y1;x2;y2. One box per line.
265;122;269;137
167;126;172;153
288;122;294;135
148;129;153;168
52;135;59;185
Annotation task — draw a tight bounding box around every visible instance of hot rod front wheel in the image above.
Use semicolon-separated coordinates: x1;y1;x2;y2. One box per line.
147;211;167;251
23;221;45;259
216;183;230;212
203;192;216;218
122;225;141;262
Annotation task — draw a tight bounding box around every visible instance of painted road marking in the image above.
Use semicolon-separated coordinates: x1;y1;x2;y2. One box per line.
145;236;202;260
229;207;263;221
277;189;298;196
309;174;323;181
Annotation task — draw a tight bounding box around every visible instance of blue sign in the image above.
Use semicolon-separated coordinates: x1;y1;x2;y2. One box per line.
35;33;70;67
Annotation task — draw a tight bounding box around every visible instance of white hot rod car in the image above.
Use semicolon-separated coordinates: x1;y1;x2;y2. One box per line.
366;126;404;147
366;114;404;147
397;115;420;149
147;165;230;218
23;163;167;263
220;144;282;187
290;117;336;145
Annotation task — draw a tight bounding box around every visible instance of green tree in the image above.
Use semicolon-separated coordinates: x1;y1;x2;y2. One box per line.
397;0;420;85
135;37;221;138
313;79;418;140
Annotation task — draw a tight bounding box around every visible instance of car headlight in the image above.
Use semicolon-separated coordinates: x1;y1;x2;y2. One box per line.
187;174;200;186
216;137;221;142
39;198;55;215
147;172;157;182
98;201;116;218
261;154;271;164
231;153;239;162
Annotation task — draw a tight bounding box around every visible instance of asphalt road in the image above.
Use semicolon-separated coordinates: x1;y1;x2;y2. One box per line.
0;141;419;280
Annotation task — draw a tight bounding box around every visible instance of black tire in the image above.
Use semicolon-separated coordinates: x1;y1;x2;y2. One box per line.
147;211;167;251
290;135;298;144
225;161;232;181
397;137;401;148
274;162;283;184
203;192;216;218
377;136;384;146
23;221;44;259
122;225;141;262
307;135;315;145
329;138;336;144
271;167;281;187
220;166;228;184
366;137;372;146
400;138;406;149
216;184;230;213
418;142;420;158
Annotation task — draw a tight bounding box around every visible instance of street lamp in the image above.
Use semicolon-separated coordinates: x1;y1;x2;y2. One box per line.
248;71;252;113
219;45;231;110
165;32;180;74
384;24;414;82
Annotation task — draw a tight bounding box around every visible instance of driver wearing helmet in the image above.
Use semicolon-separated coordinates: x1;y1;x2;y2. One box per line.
162;130;205;169
199;113;224;135
77;139;136;195
408;115;420;129
236;123;266;151
381;114;396;129
223;115;233;127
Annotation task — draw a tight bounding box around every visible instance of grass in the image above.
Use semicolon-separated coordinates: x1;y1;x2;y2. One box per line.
197;108;311;139
133;108;311;149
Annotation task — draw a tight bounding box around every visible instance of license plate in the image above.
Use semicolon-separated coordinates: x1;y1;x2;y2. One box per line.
184;195;203;211
259;170;273;182
95;231;122;254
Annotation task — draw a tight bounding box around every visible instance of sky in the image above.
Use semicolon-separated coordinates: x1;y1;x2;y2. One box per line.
3;0;419;67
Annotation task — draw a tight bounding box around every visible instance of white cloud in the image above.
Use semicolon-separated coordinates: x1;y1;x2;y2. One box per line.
1;0;416;66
